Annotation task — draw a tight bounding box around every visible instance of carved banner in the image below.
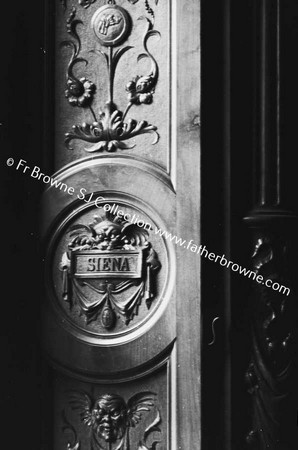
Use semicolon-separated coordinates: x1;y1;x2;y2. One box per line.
59;208;161;330
71;250;143;279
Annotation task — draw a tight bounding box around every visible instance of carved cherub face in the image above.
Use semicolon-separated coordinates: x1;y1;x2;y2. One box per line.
93;220;122;238
92;394;127;443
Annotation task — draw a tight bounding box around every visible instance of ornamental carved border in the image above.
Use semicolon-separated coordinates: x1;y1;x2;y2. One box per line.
60;0;161;153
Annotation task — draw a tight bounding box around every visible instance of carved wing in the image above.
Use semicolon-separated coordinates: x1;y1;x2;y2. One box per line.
126;392;156;428
121;223;150;247
68;391;94;427
68;224;96;248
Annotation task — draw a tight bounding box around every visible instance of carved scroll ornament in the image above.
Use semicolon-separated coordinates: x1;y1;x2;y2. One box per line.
60;1;161;153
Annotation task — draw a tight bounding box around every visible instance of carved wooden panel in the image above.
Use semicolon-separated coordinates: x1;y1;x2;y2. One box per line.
54;0;173;176
42;0;200;448
7;0;298;448
53;352;175;450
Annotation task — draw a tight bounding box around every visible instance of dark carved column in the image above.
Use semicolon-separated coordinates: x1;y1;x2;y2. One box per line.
244;0;298;448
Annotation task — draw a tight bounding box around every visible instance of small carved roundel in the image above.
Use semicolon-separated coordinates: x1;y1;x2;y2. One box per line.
91;4;131;47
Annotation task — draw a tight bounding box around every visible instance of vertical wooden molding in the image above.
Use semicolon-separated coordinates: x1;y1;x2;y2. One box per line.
223;0;231;448
244;1;298;448
258;0;280;207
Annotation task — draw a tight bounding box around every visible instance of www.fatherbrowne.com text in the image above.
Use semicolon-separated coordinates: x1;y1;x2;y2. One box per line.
104;202;291;297
7;157;291;296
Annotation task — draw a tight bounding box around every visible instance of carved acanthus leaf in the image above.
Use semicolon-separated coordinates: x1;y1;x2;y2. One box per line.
65;106;159;152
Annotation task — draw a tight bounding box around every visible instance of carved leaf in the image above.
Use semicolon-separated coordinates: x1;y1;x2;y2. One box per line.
146;29;161;43
121;222;149;246
137;53;148;62
78;0;97;8
65;11;83;53
68;57;89;71
62;409;80;450
127;392;156;427
112;46;134;67
65;113;159;151
60;40;76;52
144;0;155;20
143;410;161;441
68;391;94;427
68;224;93;233
91;49;109;65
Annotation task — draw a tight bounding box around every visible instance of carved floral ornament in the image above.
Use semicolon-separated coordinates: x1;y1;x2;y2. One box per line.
62;391;162;450
60;0;161;152
60;208;161;330
244;235;296;448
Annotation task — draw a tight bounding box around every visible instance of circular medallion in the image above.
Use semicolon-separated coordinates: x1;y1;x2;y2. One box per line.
46;193;175;346
91;4;131;47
